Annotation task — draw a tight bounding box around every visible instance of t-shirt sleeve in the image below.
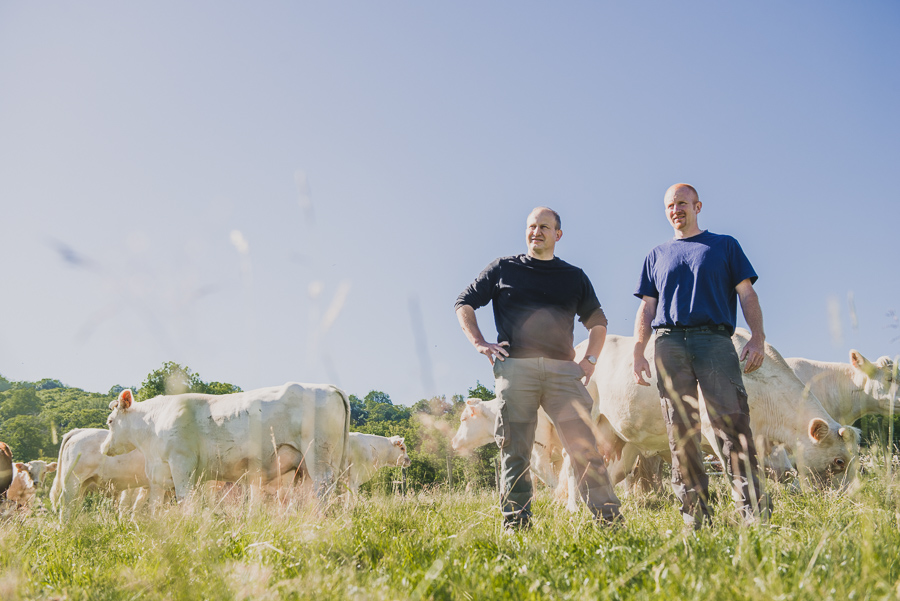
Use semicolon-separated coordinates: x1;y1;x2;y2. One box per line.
728;238;758;287
577;272;608;330
634;253;659;300
454;259;500;311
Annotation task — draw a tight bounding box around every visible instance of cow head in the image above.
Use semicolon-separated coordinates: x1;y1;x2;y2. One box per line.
25;460;58;486
101;389;138;457
794;417;860;490
389;436;412;467
849;351;900;415
450;397;499;454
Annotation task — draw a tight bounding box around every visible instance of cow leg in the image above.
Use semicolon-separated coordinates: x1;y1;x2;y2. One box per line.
605;441;641;486
165;454;199;502
530;445;558;489
118;487;148;516
764;445;796;482
57;476;82;521
146;485;168;511
305;440;339;501
270;445;303;481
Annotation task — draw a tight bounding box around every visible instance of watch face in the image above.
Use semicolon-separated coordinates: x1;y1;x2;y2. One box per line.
587;355;597;365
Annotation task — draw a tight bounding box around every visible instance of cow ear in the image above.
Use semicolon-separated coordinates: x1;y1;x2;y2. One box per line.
14;462;28;471
850;351;878;377
46;462;58;473
118;389;134;410
839;426;860;444
465;398;480;407
393;438;404;447
808;418;830;442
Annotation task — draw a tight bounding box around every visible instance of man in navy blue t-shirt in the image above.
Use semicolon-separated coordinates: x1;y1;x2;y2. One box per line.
456;207;621;529
632;183;770;527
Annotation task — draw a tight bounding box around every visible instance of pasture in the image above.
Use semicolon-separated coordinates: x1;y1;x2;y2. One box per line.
2;450;899;601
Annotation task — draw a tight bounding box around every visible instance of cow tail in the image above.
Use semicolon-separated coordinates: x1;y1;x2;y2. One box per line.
50;429;77;508
335;386;352;494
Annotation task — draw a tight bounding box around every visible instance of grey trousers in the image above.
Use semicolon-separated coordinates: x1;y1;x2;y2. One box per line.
654;328;770;526
492;357;621;525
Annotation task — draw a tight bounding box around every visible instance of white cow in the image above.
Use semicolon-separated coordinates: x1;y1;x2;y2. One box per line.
24;460;58;488
4;463;36;509
787;351;900;426
346;433;412;494
450;398;565;489
101;383;351;506
50;428;150;519
579;328;860;490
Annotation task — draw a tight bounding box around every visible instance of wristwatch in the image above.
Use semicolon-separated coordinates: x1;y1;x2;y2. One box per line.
586;355;598;365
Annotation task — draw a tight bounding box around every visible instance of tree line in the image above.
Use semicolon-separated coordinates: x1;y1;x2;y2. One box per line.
0;364;500;493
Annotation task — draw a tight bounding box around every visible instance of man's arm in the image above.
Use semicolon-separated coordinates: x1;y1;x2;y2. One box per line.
456;305;509;365
736;278;765;373
578;325;607;382
632;296;657;386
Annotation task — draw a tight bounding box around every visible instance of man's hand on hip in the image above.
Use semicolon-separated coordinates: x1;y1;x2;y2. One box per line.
476;341;509;365
578;358;595;384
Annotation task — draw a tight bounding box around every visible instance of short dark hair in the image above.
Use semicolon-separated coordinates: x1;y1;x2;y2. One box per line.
532;206;561;230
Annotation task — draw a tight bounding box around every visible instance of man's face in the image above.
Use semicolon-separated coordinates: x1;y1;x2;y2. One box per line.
526;210;561;257
664;189;701;232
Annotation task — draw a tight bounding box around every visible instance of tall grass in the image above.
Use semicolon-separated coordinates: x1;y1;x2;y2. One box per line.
2;453;899;601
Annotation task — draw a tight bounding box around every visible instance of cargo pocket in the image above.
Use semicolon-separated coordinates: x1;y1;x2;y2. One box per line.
494;399;510;449
731;379;750;416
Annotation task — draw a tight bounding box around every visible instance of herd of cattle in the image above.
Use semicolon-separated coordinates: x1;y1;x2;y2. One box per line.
0;383;410;518
0;329;896;520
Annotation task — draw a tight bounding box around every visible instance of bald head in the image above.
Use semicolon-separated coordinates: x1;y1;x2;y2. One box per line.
664;183;702;238
665;183;699;205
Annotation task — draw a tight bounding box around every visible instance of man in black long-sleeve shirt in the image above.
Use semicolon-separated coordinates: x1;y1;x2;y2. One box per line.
455;207;621;528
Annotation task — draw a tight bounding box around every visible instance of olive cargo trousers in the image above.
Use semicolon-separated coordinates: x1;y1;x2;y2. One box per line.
493;357;621;526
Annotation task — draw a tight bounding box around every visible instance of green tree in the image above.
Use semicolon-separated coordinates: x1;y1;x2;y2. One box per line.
35;378;65;391
138;361;201;400
364;390;392;405
367;402;410;424
363;390;410;423
349;394;369;426
0;414;50;460
0;374;13;393
412;395;453;416
137;362;241;401
467;381;494;401
200;381;243;395
0;387;42;419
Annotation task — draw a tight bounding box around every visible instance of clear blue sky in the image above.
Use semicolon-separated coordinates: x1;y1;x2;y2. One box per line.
1;2;898;405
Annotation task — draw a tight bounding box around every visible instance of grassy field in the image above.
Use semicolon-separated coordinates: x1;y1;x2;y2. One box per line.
2;452;900;601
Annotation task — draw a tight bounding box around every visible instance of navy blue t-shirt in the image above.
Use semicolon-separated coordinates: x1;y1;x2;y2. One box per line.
634;231;757;333
456;254;608;361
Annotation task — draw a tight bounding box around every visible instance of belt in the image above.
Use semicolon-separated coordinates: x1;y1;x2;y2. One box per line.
654;324;729;334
